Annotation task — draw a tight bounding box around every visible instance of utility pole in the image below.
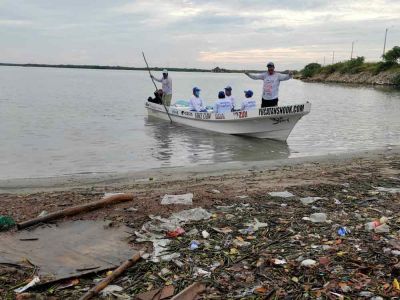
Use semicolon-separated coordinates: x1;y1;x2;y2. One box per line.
323;56;326;66
383;28;388;57
332;51;335;64
350;41;355;59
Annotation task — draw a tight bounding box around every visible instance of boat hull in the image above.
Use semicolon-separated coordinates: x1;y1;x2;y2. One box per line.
145;102;311;141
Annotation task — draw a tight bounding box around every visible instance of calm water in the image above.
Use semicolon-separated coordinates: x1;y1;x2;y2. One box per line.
1;66;399;179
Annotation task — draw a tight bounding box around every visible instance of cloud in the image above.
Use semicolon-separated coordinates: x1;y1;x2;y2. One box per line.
0;19;32;26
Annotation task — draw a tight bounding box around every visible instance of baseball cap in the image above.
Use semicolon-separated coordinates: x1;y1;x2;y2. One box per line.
162;69;168;74
267;62;274;67
193;87;201;93
224;86;232;91
244;90;253;97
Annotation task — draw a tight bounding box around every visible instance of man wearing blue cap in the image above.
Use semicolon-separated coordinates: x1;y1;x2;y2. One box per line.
245;62;292;107
241;90;257;111
151;69;172;106
189;87;207;112
214;91;233;114
224;86;235;111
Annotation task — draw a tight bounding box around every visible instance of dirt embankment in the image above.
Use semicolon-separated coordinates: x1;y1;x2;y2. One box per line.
301;70;399;86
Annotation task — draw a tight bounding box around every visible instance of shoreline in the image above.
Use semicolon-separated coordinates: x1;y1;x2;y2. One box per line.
1;145;398;194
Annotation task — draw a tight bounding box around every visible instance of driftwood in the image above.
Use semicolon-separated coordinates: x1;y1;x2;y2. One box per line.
170;282;206;300
79;251;143;300
17;193;133;230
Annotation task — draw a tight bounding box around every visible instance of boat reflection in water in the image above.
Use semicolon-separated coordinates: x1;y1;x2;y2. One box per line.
144;116;290;167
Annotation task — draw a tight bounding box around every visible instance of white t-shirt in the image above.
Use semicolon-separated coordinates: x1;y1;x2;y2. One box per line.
241;97;257;111
154;76;172;95
214;98;233;114
189;96;204;111
247;72;291;100
225;95;235;109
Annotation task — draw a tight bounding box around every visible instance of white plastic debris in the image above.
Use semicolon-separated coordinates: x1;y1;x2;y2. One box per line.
334;198;342;205
391;250;400;256
194;267;211;277
211;189;221;194
309;213;327;223
14;276;40;293
300;197;323;205
236;195;249;199
100;285;124;297
171;207;211;222
161;193;193;205
202;230;210;239
38;210;48;218
245;218;268;231
359;291;374;297
268;191;295;198
375;223;390;233
375;187;400;194
300;259;317;267
273;258;287;265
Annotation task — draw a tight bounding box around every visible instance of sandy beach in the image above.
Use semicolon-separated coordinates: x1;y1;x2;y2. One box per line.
1;146;400;299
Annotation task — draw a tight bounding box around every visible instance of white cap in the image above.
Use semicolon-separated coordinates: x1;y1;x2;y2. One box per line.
162;69;168;74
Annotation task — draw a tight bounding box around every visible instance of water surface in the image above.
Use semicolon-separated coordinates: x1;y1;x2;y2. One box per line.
0;66;399;179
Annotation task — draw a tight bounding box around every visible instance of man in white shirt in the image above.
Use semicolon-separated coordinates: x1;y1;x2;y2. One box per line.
245;62;292;107
241;90;257;111
214;91;233;114
151;69;172;106
189;87;207;112
224;86;235;111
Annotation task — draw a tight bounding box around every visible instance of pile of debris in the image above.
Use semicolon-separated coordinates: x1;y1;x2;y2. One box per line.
1;178;400;299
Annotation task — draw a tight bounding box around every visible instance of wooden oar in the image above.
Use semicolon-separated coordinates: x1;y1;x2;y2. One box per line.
142;51;172;123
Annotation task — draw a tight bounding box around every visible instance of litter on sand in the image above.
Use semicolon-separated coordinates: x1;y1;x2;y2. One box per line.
161;193;193;205
268;191;295;198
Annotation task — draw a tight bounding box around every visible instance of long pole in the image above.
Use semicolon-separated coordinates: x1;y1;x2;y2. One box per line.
350;41;354;59
142;51;172;123
383;28;388;57
332;51;335;64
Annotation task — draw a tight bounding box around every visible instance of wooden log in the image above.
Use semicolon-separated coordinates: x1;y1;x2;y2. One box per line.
79;251;143;300
17;193;133;230
170;282;206;300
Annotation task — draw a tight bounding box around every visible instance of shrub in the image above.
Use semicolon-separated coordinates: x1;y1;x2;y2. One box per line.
393;73;400;86
383;46;400;63
374;61;396;74
340;56;365;74
301;63;321;78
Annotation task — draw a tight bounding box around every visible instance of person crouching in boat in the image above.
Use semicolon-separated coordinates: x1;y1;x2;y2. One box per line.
244;62;292;108
189;87;207;112
240;90;257;111
214;91;233;114
147;89;163;104
151;69;172;106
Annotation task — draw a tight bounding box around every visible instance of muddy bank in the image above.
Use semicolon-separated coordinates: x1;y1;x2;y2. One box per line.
301;70;399;86
1;148;400;299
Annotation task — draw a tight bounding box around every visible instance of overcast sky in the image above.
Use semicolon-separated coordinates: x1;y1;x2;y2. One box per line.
0;0;399;70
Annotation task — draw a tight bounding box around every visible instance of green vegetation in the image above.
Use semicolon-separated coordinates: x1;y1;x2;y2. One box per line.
300;46;400;85
301;63;322;78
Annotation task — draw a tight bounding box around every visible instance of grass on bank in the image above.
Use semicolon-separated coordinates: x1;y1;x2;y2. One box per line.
300;46;400;86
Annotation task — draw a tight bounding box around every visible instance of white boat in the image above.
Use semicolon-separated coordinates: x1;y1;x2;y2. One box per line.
145;101;311;141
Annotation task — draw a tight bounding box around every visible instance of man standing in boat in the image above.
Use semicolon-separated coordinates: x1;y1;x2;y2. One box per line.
151;69;172;106
224;86;235;111
245;62;292;107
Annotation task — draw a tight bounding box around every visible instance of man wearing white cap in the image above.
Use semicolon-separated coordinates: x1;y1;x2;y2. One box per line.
245;62;292;107
151;69;172;106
